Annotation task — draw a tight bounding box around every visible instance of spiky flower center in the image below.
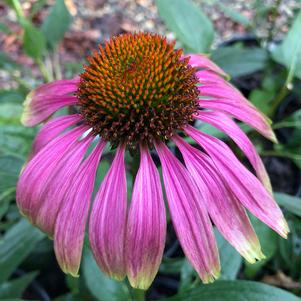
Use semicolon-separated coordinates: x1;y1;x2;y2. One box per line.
77;33;199;147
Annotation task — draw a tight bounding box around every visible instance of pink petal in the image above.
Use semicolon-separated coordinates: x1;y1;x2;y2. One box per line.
16;125;88;226
89;145;127;281
126;145;166;289
22;95;78;127
195;111;272;192
198;99;276;142
54;141;106;276
185;125;289;238
199;82;250;103
30;114;81;158
196;70;231;86
197;78;276;142
21;78;79;127
35;134;94;235
32;78;79;97
173;136;265;263
184;54;228;78
155;142;220;283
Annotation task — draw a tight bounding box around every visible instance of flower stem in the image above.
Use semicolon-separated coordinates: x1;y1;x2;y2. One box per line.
11;0;24;19
36;58;52;82
268;42;299;117
53;49;62;80
132;288;145;301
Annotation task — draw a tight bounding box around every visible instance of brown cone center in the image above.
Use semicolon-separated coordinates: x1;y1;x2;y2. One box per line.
77;32;199;147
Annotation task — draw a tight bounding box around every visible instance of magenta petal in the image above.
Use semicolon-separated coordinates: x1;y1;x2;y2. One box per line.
30;114;81;158
54;141;106;276
16;125;88;226
21;78;79;127
31;78;79;97
126;146;166;289
89;145;127;281
197;80;277;142
198;99;276;142
22;95;78;127
35;135;94;235
184;54;228;78
155;142;220;283
185;125;289;238
195;111;272;192
199;82;251;102
196;70;231;86
173;136;265;263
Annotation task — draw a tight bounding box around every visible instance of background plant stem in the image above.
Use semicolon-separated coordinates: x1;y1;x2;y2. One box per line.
36;59;52;82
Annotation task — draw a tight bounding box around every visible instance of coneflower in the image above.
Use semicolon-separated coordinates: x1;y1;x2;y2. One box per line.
17;32;289;290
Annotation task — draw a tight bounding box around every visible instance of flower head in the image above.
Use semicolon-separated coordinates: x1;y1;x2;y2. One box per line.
17;32;288;290
77;33;199;147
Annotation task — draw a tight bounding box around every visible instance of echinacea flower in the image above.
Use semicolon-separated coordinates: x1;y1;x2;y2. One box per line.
17;32;289;290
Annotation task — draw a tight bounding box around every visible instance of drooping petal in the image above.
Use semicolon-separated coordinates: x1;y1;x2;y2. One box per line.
89;145;127;281
185;125;289;238
22;95;78;127
155;142;220;283
31;78;79;97
198;99;276;142
199;82;251;103
30;114;81;158
54;141;106;276
126;145;166;290
184;54;228;78
21;78;79;127
35;134;94;235
195;111;272;192
173;136;265;263
16;125;88;224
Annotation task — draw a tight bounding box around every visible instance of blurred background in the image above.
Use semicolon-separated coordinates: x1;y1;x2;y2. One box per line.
1;0;301;300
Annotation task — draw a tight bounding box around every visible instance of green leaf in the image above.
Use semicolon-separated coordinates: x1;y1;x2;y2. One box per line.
156;0;214;52
272;10;301;79
22;20;46;59
179;260;195;292
162;280;301;301
215;230;242;280
171;230;242;292
211;46;268;77
278;217;301;275
0;200;10;219
82;245;130;301
29;0;47;19
244;215;277;277
275;192;301;217
0;219;45;283
0;155;23;200
41;0;72;48
66;275;79;294
249;89;275;115
0;272;37;298
0;90;26;104
273;109;301;129
0;52;22;72
0;299;31;301
251;215;278;257
159;257;184;274
217;3;251;26
0;125;36;156
0;103;23;124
